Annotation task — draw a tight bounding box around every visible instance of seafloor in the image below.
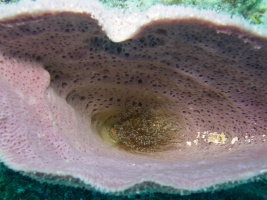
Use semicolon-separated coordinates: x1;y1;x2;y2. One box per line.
0;163;267;199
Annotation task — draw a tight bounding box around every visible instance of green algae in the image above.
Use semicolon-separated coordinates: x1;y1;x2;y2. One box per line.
0;0;266;25
99;0;267;25
0;162;267;199
161;0;266;23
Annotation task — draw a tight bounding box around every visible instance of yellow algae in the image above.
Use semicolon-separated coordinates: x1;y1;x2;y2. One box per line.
231;137;238;145
207;132;227;144
186;141;192;147
193;139;199;145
